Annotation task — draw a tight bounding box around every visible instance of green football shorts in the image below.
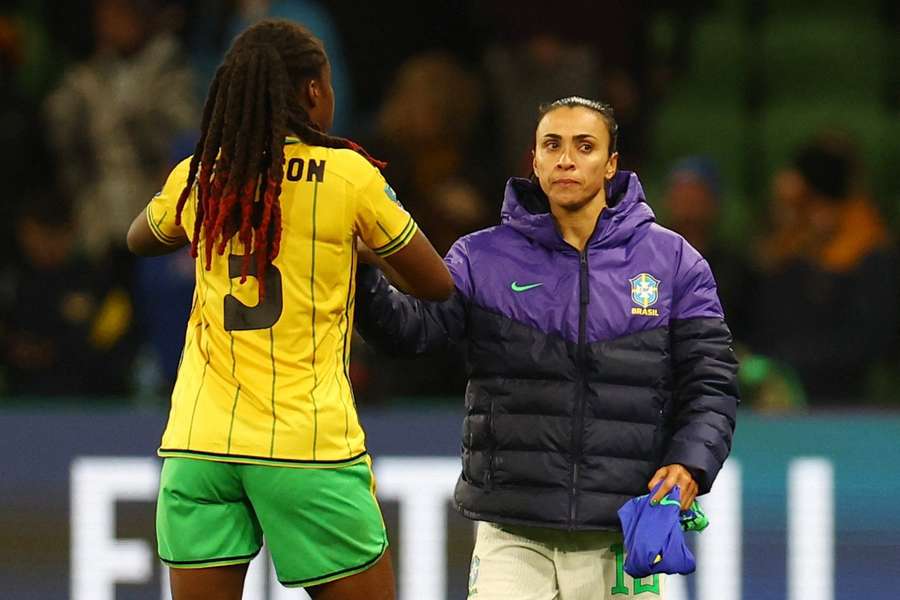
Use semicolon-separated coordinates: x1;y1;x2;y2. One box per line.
156;456;388;588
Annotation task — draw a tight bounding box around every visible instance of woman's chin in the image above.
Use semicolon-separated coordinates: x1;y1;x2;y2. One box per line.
549;192;593;211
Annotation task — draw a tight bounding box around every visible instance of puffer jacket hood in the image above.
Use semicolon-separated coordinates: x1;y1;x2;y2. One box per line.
500;171;656;252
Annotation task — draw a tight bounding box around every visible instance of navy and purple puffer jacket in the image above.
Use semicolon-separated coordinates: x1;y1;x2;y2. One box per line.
356;172;739;531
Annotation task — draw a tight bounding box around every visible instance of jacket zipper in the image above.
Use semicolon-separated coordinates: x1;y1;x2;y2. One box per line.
569;250;590;526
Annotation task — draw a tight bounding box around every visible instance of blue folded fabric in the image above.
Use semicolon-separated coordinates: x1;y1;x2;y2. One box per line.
617;482;698;578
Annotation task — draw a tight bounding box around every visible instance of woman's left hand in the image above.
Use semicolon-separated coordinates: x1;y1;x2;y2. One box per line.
648;464;698;510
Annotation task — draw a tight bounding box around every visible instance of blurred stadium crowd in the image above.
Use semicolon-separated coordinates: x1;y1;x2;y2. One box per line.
0;0;898;410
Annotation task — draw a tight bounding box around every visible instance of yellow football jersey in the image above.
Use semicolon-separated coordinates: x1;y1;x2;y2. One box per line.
147;139;417;467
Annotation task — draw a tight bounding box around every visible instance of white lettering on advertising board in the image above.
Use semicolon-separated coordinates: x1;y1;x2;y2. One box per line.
69;457;825;600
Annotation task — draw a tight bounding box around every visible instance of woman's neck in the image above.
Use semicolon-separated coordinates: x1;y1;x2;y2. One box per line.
551;195;606;252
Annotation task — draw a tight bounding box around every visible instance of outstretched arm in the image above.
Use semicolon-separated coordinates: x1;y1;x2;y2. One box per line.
376;230;454;301
354;262;467;357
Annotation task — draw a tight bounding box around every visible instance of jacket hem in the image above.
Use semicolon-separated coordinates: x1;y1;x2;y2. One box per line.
455;504;623;532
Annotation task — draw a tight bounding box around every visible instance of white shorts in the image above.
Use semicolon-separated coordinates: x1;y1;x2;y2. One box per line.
467;521;666;600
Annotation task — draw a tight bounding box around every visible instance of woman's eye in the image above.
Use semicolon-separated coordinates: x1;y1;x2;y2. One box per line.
545;141;559;150
580;144;593;152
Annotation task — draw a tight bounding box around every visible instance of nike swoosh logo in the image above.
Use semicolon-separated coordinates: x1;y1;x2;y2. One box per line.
511;281;543;293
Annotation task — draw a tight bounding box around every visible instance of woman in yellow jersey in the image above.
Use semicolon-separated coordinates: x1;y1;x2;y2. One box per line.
126;19;453;600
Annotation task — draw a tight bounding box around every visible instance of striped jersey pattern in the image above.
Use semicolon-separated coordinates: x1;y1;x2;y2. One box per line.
146;140;417;466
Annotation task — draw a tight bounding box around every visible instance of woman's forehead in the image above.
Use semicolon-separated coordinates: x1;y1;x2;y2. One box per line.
537;106;607;138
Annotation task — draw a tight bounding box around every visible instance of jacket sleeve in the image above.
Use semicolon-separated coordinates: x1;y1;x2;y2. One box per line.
354;238;471;356
663;257;740;495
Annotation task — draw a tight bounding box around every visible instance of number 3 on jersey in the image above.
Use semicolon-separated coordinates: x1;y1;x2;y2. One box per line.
224;253;283;331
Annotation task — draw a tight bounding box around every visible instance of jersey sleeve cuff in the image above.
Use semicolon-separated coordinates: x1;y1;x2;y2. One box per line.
372;217;417;258
146;206;182;245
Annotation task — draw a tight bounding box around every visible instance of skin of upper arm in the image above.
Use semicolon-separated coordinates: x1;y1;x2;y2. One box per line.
127;208;188;256
382;230;454;301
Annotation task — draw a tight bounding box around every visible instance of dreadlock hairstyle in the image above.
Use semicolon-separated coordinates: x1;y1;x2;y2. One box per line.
175;19;384;299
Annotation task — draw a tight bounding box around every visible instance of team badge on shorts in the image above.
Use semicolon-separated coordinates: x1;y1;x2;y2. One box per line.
630;273;661;316
468;555;480;596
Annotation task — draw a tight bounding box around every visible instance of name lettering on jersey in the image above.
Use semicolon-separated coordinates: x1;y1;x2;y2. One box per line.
629;273;661;317
286;158;327;183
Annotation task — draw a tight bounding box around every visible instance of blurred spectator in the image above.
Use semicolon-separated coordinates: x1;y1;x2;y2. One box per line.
0;12;54;271
132;250;194;394
662;156;756;341
425;180;492;258
0;4;63;100
43;0;196;262
737;351;807;414
178;0;235;97
483;35;602;177
371;51;493;255
327;2;486;123
227;0;355;134
480;1;666;171
350;52;491;402
657;156;806;413
750;134;899;405
0;195;136;397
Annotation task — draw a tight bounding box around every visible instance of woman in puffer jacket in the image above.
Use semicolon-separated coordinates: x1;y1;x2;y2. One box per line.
355;97;740;600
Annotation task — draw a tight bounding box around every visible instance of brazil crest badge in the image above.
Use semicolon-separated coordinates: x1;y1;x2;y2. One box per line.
630;273;660;316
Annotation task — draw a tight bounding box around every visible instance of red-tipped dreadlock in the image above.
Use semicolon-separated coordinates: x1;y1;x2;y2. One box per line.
175;19;384;300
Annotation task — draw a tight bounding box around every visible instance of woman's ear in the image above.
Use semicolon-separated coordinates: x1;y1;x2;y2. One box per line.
606;152;619;180
298;78;321;112
306;78;321;107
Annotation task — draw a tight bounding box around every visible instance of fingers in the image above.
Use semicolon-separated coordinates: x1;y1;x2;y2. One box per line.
647;466;668;492
648;464;698;509
681;479;699;511
651;471;680;504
